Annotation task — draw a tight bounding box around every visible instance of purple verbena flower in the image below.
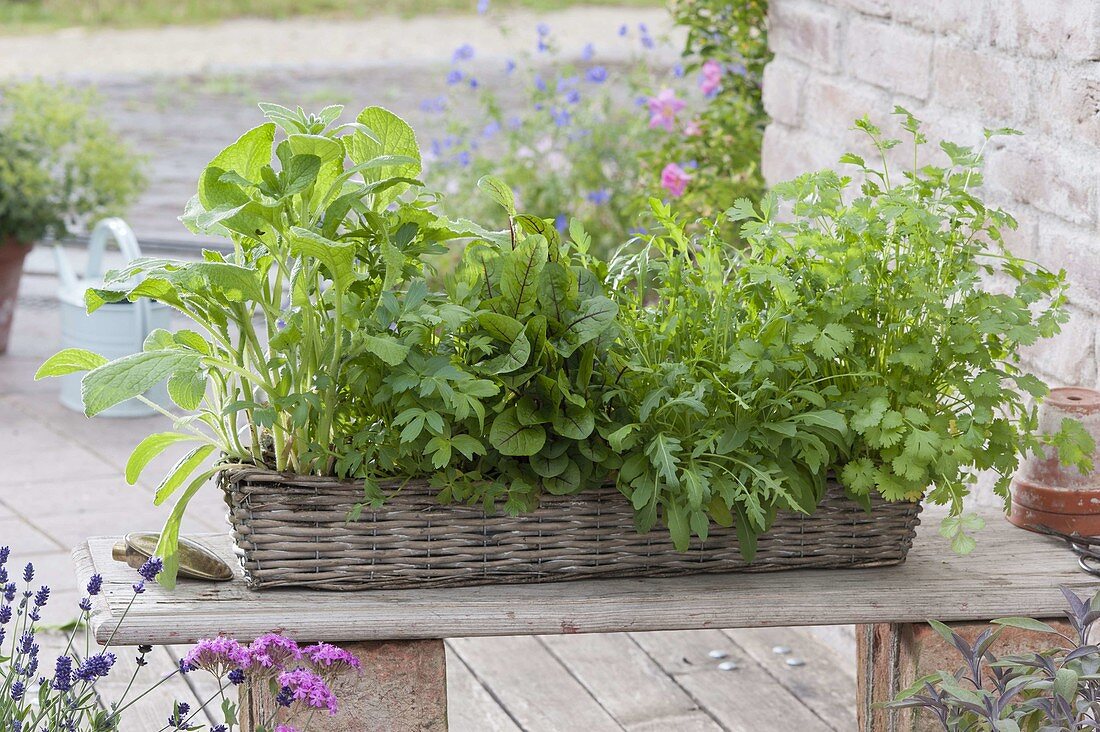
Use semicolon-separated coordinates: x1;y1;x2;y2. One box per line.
277;668;339;715
249;633;302;671
184;637;252;674
303;643;362;673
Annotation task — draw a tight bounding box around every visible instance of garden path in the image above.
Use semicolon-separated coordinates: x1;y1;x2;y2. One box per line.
0;297;858;730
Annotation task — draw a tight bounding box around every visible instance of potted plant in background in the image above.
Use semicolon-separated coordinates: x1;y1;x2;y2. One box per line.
0;80;145;354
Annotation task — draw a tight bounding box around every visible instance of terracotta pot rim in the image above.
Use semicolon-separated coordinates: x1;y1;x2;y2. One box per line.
1012;475;1100;514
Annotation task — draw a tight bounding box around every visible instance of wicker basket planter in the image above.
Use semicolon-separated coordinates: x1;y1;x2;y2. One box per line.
221;465;923;591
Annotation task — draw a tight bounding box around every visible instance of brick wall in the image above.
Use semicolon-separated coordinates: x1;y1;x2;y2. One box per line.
762;0;1100;390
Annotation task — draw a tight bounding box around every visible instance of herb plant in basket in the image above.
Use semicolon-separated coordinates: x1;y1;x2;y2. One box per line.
611;108;1091;553
35;103;482;586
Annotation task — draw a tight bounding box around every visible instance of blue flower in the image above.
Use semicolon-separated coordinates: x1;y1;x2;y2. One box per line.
482;121;501;138
452;43;475;62
554;214;568;232
586;189;610;205
618;23;628;36
33;586;49;609
456;151;471;168
0;546;9;567
86;574;102;596
585;66;607;84
551;108;571;127
133;581;145;594
581;43;595;61
228;668;246;685
469;77;479;89
505;58;516;74
477;0;490;13
52;656;73;692
23;563;33;583
168;701;191;729
565;89;581;104
446;69;465;85
74;652;116;682
508;116;522;129
420;96;446;113
10;681;24;701
0;606;9;624
673;63;684;78
537;22;551;36
138;557;163;582
79;597;92;611
534;74;547;92
641;34;655;49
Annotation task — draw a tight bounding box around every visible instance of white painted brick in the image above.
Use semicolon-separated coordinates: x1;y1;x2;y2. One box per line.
890;0;990;46
992;0;1100;62
985;139;1097;227
769;1;843;73
818;0;890;17
845;16;933;99
1041;61;1100;148
761;123;847;185
762;58;809;127
801;74;885;139
931;41;1031;125
1033;217;1100;314
1020;305;1100;388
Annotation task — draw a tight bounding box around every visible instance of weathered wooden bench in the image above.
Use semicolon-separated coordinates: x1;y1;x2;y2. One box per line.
74;507;1096;731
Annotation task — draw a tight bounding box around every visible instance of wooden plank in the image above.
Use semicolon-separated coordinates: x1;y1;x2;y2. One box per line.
448;636;625;732
631;629;833;732
539;632;722;731
445;644;523;732
73;507;1100;645
722;627;856;731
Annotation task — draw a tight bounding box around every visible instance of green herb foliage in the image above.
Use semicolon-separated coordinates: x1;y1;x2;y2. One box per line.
607;201;850;553
36;103;476;585
727;109;1093;550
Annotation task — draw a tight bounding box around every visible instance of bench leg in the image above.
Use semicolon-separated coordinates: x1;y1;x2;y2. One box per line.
242;638;448;731
857;619;1075;732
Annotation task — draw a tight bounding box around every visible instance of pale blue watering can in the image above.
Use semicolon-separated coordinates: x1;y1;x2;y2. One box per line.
54;218;171;417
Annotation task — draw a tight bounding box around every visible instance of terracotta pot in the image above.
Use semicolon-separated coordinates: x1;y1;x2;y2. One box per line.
1009;387;1100;535
0;239;33;355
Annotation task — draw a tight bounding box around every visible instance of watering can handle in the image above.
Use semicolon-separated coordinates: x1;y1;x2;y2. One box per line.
85;218;143;281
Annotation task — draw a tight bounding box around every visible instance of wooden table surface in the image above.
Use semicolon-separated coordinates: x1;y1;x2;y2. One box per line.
74;507;1098;646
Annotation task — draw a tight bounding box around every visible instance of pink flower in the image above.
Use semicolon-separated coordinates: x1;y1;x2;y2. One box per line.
304;642;362;674
647;88;686;131
700;59;723;95
249;633;302;671
278;668;339;715
275;726;299;732
684;118;702;137
183;637;251;674
660;163;692;198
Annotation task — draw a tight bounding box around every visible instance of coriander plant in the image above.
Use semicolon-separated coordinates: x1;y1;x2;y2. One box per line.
729;109;1093;550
